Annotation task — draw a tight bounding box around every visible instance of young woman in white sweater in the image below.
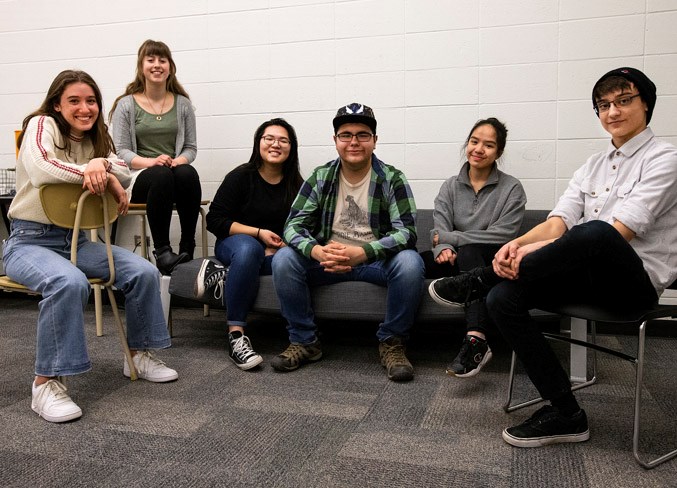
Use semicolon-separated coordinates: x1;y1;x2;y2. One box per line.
5;70;178;424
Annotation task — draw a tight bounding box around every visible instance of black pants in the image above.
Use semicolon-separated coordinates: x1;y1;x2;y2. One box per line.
131;164;202;252
486;220;657;401
421;243;501;334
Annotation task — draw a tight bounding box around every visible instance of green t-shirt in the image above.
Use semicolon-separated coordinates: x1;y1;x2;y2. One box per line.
133;98;178;158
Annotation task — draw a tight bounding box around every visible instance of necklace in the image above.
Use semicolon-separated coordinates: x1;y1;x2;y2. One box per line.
143;91;166;121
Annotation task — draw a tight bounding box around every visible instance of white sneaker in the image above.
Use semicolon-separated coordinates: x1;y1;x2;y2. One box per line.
124;351;178;382
31;379;82;423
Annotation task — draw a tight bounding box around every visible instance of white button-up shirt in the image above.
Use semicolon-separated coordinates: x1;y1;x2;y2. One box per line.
550;128;677;295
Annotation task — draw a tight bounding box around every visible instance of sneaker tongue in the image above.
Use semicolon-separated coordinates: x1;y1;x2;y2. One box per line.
230;330;243;339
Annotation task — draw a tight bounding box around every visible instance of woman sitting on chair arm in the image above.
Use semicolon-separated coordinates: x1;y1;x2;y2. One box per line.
4;69;178;424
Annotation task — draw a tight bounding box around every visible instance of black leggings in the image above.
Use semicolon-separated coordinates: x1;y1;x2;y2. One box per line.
421;243;501;334
131;164;201;251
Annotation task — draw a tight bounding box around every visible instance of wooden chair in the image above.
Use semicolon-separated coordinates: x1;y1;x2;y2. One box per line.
503;292;677;469
0;184;137;380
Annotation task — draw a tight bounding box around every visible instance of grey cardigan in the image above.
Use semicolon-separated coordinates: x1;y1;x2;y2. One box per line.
111;94;197;167
431;162;527;258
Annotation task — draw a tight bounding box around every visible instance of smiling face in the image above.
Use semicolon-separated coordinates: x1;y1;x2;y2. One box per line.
334;122;377;174
596;84;648;147
53;82;99;137
466;124;499;173
259;125;291;166
142;54;171;86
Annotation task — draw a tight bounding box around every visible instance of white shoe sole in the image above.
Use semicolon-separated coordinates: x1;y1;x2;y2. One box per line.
448;348;493;378
232;354;263;371
32;404;82;423
123;369;178;382
194;258;210;298
428;280;465;308
502;428;590;447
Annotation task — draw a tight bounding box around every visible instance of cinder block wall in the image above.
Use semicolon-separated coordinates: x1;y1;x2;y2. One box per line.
1;1;676;254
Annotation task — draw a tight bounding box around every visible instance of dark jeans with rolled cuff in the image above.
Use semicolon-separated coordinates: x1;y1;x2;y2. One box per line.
421;243;501;336
131;164;202;255
486;220;657;403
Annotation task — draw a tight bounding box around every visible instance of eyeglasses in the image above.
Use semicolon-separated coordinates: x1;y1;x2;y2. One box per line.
594;93;641;114
261;135;291;147
336;132;374;142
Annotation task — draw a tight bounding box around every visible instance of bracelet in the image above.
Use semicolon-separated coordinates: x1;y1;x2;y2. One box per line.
256;228;260;239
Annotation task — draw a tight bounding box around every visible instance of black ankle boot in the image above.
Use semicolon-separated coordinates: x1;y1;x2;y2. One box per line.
153;246;190;275
179;240;196;261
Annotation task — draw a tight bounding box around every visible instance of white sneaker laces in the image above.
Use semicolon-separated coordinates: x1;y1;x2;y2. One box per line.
231;335;256;359
34;380;70;411
205;270;227;300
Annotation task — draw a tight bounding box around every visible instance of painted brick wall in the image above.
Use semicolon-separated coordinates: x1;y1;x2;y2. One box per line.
1;0;675;250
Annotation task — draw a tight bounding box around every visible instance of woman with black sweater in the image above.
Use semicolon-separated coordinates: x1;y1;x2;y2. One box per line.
203;118;302;370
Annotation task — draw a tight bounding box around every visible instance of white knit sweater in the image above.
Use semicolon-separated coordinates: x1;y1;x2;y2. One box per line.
8;116;130;224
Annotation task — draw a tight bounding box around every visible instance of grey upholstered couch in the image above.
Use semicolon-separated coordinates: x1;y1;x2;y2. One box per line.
169;209;555;323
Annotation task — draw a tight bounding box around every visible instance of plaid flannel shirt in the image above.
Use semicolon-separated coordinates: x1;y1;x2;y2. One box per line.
283;154;418;262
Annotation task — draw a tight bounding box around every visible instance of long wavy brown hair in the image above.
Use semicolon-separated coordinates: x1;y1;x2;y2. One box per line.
18;70;114;157
110;39;190;118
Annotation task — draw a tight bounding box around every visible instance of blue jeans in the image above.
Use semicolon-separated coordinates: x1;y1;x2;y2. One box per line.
214;234;273;327
3;219;171;377
486;220;657;401
271;246;425;344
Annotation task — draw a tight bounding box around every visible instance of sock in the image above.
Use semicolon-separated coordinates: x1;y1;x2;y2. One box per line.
229;330;243;339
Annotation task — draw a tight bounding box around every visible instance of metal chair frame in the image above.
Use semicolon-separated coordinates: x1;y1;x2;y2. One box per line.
504;302;677;469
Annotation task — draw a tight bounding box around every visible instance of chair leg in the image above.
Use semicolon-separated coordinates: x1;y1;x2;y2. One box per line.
140;214;149;260
93;284;104;337
105;286;137;381
503;321;598;413
633;320;677;469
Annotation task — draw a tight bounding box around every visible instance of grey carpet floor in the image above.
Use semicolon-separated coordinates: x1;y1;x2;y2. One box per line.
1;294;676;487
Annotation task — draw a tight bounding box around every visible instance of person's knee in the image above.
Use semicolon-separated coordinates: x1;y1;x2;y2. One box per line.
233;237;265;267
173;164;199;180
145;165;174;184
272;246;296;274
52;269;90;302
391;250;425;278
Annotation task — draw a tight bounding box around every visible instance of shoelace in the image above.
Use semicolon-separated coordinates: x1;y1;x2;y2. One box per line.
383;343;408;366
282;344;311;361
231;335;258;361
135;350;167;372
34;380;70;411
205;270;227;300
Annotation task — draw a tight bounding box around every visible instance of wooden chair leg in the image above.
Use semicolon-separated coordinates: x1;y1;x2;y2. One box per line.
93;284;104;337
105;286;137;381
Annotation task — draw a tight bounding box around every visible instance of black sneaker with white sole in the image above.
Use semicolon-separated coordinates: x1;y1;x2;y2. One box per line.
447;334;492;377
194;258;227;301
428;267;490;307
227;331;263;370
502;405;590;447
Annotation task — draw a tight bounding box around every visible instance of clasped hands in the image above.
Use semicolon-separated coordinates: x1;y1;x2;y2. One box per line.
151;154;178;168
492;240;550;280
83;158;128;216
311;240;367;273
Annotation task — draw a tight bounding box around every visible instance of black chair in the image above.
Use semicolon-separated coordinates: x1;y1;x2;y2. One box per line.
503;289;677;469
